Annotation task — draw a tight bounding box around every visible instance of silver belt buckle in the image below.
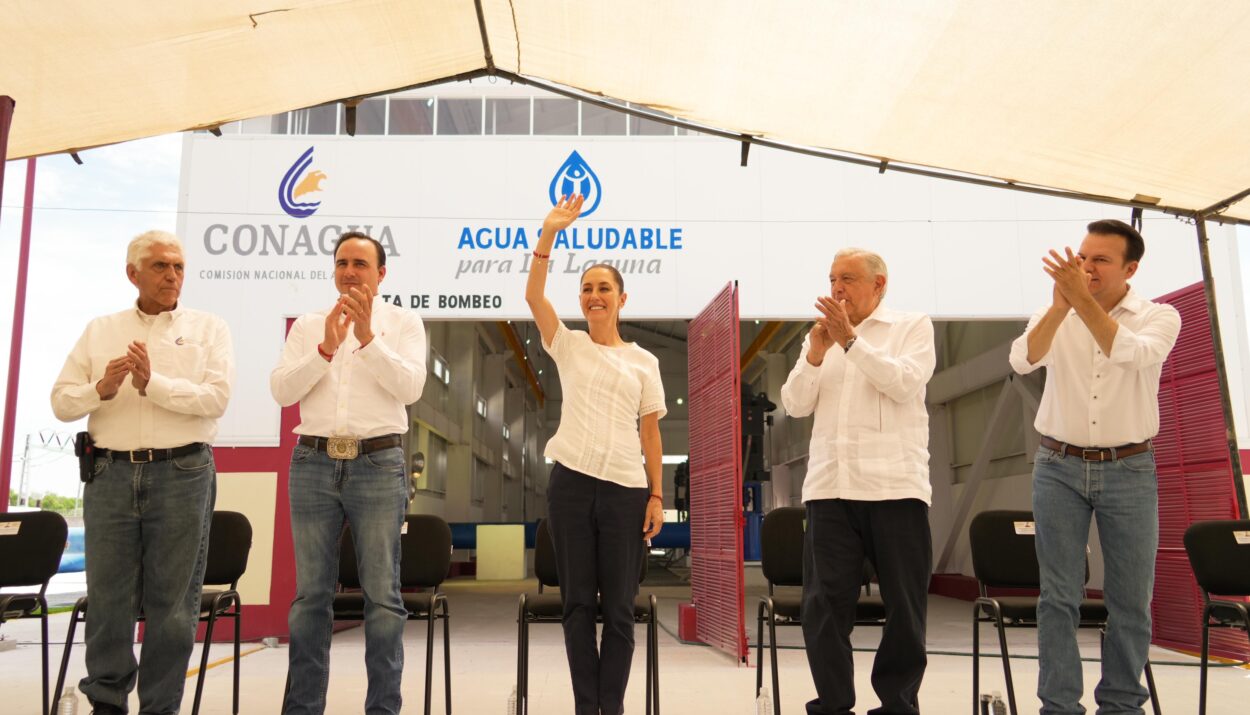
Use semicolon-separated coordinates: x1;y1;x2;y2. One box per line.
1081;448;1104;462
326;437;359;460
129;449;155;463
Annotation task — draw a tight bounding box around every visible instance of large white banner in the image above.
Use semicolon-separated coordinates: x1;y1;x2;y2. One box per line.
177;134;1208;444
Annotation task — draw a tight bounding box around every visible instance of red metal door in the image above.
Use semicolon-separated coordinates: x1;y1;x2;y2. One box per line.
687;283;748;661
1151;282;1248;659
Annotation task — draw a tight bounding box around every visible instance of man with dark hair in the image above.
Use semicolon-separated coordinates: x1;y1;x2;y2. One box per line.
1085;219;1145;263
333;231;387;267
1010;221;1180;714
272;232;426;715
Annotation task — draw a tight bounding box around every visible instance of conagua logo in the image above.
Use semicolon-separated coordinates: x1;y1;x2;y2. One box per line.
278;146;327;219
549;150;602;217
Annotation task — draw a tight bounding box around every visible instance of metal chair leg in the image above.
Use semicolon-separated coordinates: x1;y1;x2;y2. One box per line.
756;600;765;697
40;597;50;715
424;594;436;715
52;598;86;714
1144;659;1161;715
234;600;242;715
516;595;528;715
441;597;452;715
191;595;222;715
990;604;1017;715
972;602;982;715
1198;607;1211;715
767;600;781;715
651;594;660;715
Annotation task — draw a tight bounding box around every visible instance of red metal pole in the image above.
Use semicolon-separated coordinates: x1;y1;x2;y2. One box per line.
0;96;34;512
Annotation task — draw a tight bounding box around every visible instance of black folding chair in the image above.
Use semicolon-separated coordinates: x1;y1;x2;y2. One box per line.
53;510;253;715
0;510;68;715
516;518;658;715
970;510;1160;715
1183;519;1250;715
337;514;453;715
754;506;884;715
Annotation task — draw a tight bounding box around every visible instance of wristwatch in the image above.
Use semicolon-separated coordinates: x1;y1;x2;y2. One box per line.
843;337;857;353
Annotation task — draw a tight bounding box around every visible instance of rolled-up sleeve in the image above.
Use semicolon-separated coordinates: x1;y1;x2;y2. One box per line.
1009;310;1049;375
1107;304;1181;368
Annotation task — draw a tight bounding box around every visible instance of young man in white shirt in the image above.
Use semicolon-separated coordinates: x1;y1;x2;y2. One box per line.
780;248;936;715
51;230;234;715
1009;220;1180;714
271;232;426;715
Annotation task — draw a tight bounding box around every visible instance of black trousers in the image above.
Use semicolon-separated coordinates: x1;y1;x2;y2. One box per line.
546;462;649;715
802;498;932;715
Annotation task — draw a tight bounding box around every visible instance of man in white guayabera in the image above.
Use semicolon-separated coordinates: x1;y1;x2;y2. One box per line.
781;247;936;715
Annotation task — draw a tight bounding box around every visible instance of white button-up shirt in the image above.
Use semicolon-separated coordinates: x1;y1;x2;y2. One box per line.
270;298;427;438
51;304;234;450
781;306;936;505
542;320;666;489
1009;288;1181;447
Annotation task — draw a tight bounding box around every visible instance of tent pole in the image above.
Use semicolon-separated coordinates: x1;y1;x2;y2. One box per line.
1194;215;1250;517
0;97;14;511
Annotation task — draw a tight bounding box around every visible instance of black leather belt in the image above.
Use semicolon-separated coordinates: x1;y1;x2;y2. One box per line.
95;442;206;464
298;434;401;458
1040;436;1152;462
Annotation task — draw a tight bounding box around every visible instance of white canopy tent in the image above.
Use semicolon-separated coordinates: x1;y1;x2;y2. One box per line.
1;1;1248;512
2;0;1250;223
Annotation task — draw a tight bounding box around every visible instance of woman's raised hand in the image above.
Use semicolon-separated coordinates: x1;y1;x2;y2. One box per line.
542;194;585;235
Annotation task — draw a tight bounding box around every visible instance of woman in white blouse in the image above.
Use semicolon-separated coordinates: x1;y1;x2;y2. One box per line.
525;194;666;715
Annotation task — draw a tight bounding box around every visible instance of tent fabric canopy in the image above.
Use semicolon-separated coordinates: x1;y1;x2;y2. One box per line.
4;0;1250;221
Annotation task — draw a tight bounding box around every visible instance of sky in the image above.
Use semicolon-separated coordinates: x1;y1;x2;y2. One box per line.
3;134;1250;500
0;134;182;500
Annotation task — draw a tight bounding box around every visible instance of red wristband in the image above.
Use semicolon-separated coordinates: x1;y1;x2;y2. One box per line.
648;494;663;504
533;250;550;260
317;344;335;361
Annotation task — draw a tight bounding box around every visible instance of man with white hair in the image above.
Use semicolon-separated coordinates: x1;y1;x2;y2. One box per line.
52;230;234;715
780;248;936;715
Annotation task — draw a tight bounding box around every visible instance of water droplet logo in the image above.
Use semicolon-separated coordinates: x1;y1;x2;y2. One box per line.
549;150;602;217
278;146;327;219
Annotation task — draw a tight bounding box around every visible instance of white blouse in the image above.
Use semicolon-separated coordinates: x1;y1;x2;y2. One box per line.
542;320;666;489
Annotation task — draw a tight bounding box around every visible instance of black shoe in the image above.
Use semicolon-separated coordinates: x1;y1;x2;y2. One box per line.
90;703;126;715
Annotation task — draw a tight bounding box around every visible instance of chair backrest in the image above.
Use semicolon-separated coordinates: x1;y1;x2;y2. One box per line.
1184;519;1250;598
969;510;1042;590
761;507;804;587
204;511;253;587
340;514;452;590
0;511;68;589
759;507;876;591
534;518;646;590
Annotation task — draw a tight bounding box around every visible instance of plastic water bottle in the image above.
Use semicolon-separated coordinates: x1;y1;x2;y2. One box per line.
507;685;517;715
990;691;1007;715
756;686;772;715
58;685;79;715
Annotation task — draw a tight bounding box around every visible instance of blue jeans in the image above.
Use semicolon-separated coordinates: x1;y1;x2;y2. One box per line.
79;445;216;715
1032;445;1158;715
284;444;408;715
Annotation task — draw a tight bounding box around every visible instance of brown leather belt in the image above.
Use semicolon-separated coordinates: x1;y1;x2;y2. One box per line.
1040;435;1152;462
298;434;402;459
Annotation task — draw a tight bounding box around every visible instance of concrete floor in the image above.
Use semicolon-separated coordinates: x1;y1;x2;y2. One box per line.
3;566;1249;714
